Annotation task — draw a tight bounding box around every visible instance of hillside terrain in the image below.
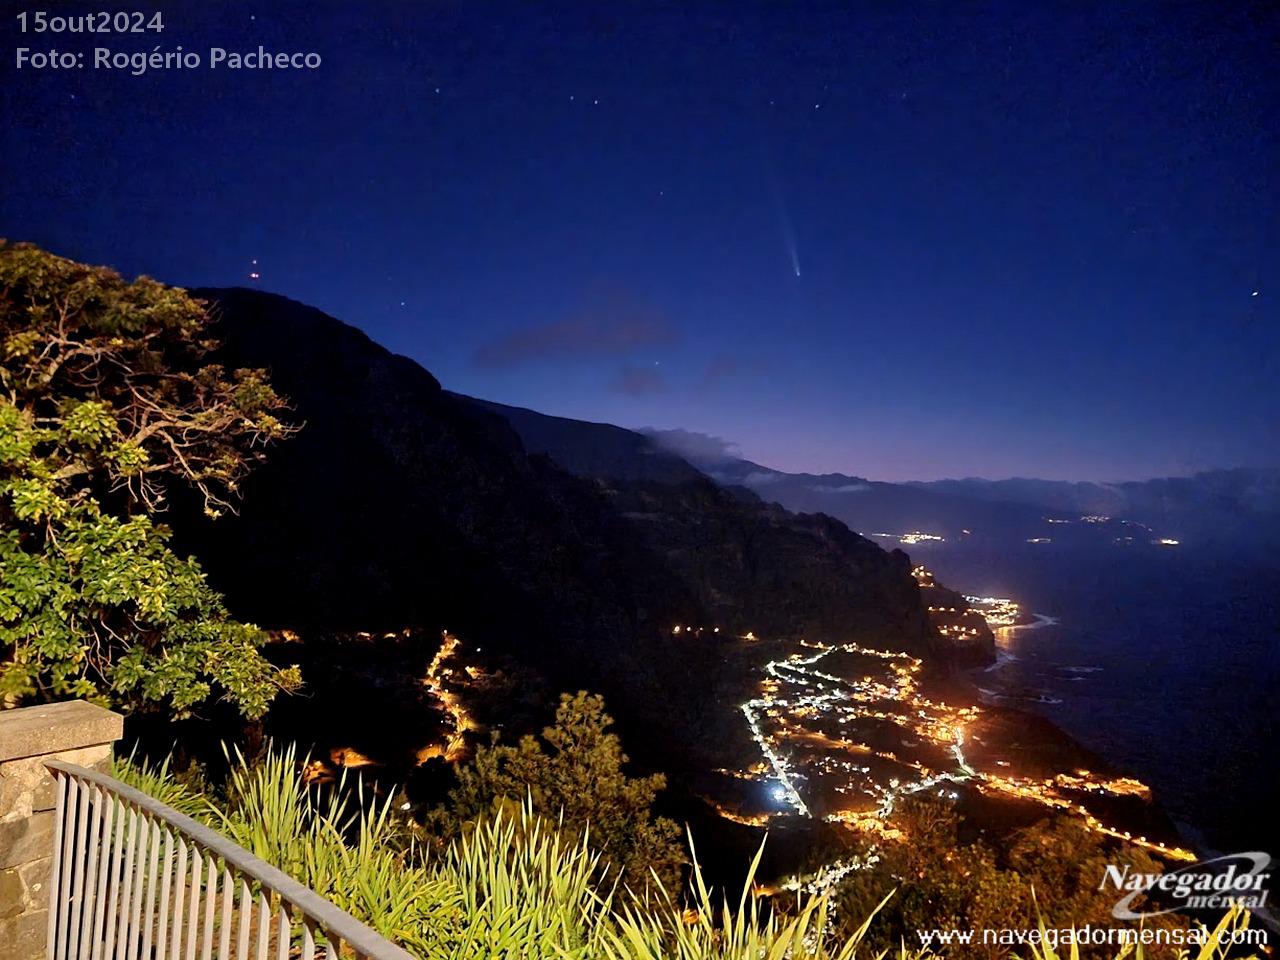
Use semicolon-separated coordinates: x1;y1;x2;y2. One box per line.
170;289;991;781
466;397;996;666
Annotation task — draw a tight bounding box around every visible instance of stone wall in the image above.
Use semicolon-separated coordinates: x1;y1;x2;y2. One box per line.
0;701;123;960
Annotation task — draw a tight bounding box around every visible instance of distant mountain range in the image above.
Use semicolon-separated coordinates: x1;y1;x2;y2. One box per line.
645;437;1280;551
911;471;1280;539
452;403;1279;552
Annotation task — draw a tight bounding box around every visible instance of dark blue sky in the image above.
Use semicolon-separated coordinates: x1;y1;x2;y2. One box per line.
5;1;1277;480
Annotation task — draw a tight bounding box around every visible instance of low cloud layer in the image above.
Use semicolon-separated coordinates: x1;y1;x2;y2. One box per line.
812;481;872;493
645;428;742;465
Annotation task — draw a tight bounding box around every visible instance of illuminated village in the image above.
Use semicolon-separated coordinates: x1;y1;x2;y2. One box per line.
295;628;483;783
390;575;1197;885
417;631;478;763
711;568;1195;893
871;531;947;545
293;600;1194;895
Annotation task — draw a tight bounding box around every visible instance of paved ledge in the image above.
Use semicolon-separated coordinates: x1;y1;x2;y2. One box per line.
0;702;124;763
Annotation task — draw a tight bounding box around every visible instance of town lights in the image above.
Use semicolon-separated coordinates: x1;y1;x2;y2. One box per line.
420;631;477;762
873;531;946;545
963;595;1022;627
729;631;1195;867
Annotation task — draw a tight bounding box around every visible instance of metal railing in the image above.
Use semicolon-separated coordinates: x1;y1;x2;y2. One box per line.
45;760;416;960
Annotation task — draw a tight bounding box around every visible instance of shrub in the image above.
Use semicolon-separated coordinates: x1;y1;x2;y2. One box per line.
0;242;300;718
123;745;1263;960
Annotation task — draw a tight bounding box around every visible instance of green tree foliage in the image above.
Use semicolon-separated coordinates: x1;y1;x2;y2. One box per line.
0;241;300;717
443;691;684;890
832;797;1192;957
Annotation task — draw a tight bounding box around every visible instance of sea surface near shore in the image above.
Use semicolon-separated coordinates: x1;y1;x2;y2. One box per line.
925;541;1279;858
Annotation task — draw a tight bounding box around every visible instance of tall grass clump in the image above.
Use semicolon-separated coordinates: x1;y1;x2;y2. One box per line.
210;744;354;876
439;810;613;957
110;746;208;819
189;745;617;956
122;744;1263;960
129;744;896;957
1023;905;1261;960
202;745;459;952
599;837;890;960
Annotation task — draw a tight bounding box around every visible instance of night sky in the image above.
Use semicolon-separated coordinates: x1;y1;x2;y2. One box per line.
4;1;1277;481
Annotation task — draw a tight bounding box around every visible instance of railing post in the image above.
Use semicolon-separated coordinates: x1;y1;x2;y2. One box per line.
0;701;123;960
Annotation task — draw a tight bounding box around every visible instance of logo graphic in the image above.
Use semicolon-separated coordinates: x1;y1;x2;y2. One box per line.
1100;852;1272;919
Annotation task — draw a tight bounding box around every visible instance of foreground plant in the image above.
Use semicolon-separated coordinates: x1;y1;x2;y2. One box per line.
125;744;1262;960
131;744;909;958
443;691;684;892
110;747;210;819
601;837;893;960
0;241;300;718
1022;903;1260;960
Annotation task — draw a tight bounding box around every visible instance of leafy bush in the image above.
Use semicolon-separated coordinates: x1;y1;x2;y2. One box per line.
833;797;1199;958
440;691;685;891
0;242;300;718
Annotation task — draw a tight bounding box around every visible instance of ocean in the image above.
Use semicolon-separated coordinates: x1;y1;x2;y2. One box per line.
922;541;1280;858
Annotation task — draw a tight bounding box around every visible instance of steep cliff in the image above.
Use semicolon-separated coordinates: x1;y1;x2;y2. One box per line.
462;398;931;645
180;289;690;655
180;289;936;657
468;396;993;664
160;289;964;772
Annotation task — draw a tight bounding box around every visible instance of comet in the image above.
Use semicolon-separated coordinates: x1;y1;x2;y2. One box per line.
770;179;801;278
